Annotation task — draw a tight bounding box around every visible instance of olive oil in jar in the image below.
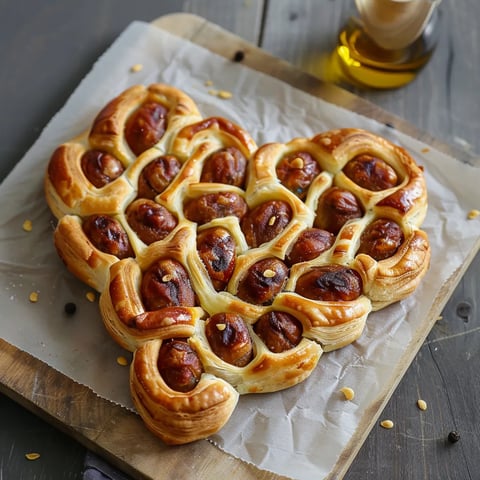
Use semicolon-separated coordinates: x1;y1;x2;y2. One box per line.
327;1;441;89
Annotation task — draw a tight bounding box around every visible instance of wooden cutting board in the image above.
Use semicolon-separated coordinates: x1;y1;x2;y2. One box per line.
0;13;477;480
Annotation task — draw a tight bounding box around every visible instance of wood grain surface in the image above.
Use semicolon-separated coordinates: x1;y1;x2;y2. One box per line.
0;2;479;480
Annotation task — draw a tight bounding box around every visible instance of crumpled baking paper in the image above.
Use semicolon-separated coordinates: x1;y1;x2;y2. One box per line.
0;21;479;480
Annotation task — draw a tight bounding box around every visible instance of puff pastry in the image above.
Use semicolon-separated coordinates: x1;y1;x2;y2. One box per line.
45;83;430;444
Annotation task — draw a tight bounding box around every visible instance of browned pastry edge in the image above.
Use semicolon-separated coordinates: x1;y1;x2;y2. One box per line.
130;339;239;445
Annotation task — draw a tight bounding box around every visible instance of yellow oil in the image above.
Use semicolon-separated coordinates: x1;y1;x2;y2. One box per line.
325;10;440;90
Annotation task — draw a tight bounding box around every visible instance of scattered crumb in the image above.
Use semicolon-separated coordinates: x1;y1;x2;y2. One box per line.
417;399;427;411
25;452;41;461
467;209;480;219
436;315;443;322
86;291;96;302
130;63;143;73
208;89;219;96
204;80;213;87
22;219;33;232
218;90;233;99
380;419;394;429
340;387;355;401
29;291;39;303
116;356;129;366
421;147;430;154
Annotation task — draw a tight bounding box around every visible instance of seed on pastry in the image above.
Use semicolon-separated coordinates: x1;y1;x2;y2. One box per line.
236;257;289;305
82;214;133;259
126;198;178;245
184;192;248;225
157;338;204;392
197;227;236;291
141;259;196;311
295;265;363;302
80;149;125;188
241;200;292;248
276;151;321;199
125;101;168;156
343;154;398;191
137;155;181;199
253;311;303;353
314;187;363;235
357;218;404;261
286;228;335;266
200;147;247;188
205;313;254;367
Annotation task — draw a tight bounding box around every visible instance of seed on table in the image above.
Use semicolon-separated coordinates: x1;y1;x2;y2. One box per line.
417;399;427;411
380;419;394;429
25;452;40;460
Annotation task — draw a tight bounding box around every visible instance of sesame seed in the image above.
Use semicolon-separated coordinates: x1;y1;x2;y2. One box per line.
22;219;33;232
130;63;143;72
263;269;276;278
86;291;96;302
417;399;427;411
29;291;39;303
380;419;394;429
216;323;227;331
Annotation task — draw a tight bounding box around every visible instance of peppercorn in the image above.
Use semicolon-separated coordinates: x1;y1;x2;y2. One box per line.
232;50;245;62
64;302;77;315
447;431;460;443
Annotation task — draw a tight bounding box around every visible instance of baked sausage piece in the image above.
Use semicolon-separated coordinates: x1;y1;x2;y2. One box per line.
137;155;181;199
241;200;293;248
253;311;303;353
275;151;321;199
80;150;125;188
184;192;248;225
236;257;289;305
157;338;204;392
295;265;363;302
357;218;404;260
200;147;248;188
314;187;363;235
343;154;398;191
286;228;335;265
141;258;196;311
205;313;254;367
197;227;236;291
82;214;133;259
126;199;178;245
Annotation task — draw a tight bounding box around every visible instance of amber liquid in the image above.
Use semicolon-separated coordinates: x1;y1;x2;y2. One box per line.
326;9;440;89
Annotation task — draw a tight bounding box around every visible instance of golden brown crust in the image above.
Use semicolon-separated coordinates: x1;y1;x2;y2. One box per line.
130;339;239;445
45;80;430;446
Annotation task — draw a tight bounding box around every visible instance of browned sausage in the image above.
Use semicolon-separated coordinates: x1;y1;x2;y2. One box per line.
204;313;254;367
343;154;398;191
141;259;195;311
357;218;404;260
184;192;248;225
241;200;292;248
200;147;247;188
286;228;335;265
253;311;303;353
197;227;236;291
275;151;321;199
295;265;362;301
236;257;289;305
126;198;177;245
80;150;124;188
82;214;133;258
314;187;363;234
137;155;181;199
125;102;168;156
157;339;204;392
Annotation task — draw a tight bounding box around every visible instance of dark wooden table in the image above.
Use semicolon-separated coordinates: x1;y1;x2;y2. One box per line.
1;1;478;479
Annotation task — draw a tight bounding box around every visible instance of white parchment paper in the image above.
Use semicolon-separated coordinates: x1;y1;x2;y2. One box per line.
1;21;479;480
